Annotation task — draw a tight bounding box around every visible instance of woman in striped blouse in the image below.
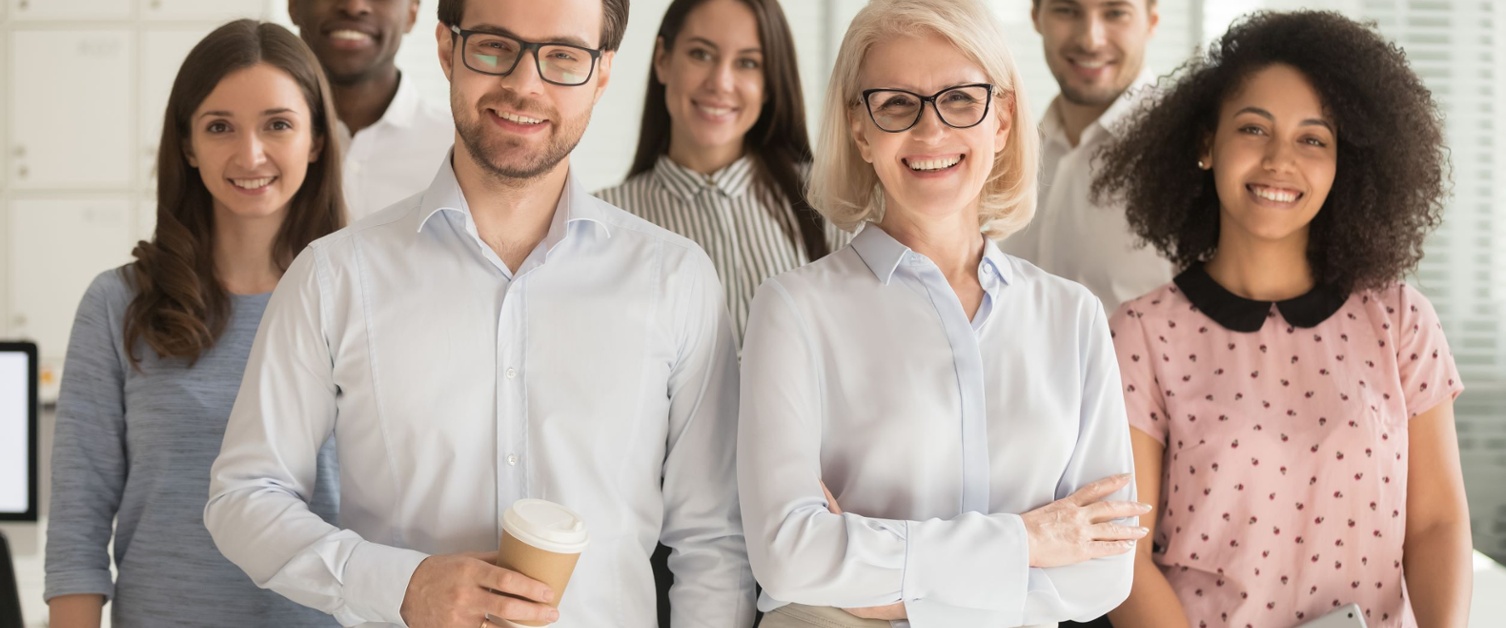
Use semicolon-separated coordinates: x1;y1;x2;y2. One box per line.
596;0;845;339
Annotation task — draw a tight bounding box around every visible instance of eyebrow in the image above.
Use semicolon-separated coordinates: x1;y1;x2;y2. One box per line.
686;36;762;55
1234;106;1334;132
198;108;298;119
866;81;988;94
465;23;595;49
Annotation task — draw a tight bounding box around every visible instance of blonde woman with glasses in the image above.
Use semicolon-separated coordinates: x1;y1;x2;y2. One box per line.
737;0;1147;626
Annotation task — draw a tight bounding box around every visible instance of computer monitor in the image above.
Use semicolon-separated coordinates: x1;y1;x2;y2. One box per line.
0;342;38;521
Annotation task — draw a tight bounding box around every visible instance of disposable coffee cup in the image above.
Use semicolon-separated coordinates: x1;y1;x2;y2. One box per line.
495;499;590;627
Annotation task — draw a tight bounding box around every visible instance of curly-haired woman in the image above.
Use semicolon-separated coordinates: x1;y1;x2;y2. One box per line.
1093;11;1470;628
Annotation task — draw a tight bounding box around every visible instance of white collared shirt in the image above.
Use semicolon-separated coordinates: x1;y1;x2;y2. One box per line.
206;157;753;628
336;73;455;220
738;225;1134;627
1000;71;1173;313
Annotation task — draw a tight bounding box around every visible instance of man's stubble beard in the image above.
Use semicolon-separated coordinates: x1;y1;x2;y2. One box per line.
453;97;587;182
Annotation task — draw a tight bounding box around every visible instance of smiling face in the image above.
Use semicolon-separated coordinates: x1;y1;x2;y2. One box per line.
655;0;766;163
849;31;1010;224
439;0;614;181
185;62;323;225
1203;63;1338;247
1033;0;1156;108
289;0;419;84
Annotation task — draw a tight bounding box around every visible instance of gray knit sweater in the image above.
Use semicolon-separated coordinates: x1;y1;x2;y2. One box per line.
44;268;339;627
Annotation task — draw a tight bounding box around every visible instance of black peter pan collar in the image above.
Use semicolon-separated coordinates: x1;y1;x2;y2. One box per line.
1173;263;1349;333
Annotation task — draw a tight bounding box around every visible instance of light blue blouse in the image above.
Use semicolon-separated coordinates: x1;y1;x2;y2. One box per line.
738;224;1134;627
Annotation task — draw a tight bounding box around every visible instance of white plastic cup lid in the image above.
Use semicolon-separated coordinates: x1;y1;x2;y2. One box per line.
502;499;590;554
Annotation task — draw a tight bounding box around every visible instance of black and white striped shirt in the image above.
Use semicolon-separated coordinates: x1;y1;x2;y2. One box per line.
596;155;849;339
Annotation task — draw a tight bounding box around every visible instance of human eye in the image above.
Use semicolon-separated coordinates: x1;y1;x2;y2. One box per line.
475;35;518;53
547;48;582;63
941;89;982;104
876;93;919;110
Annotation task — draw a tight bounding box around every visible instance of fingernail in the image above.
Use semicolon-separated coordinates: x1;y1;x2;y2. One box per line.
544;589;555;602
549;609;560;621
1137;527;1149;534
1137;502;1153;511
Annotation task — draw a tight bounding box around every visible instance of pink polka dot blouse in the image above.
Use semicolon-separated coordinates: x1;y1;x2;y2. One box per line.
1109;267;1462;628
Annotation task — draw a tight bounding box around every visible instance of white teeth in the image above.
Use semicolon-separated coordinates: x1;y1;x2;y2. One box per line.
907;156;962;171
231;177;275;189
499;111;544;125
330;30;372;42
1251;185;1299;203
695;103;735;117
1074;59;1108;69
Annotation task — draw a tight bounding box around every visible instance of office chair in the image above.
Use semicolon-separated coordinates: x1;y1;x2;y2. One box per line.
0;529;24;628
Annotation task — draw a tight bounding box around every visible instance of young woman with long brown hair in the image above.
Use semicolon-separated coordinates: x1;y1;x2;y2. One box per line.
44;20;345;627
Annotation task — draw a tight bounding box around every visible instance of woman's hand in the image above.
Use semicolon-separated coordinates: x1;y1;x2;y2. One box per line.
1021;473;1151;568
821;481;908;621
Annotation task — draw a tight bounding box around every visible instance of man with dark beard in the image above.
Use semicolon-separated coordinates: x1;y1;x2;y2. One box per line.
290;0;453;219
205;1;755;626
1001;0;1171;313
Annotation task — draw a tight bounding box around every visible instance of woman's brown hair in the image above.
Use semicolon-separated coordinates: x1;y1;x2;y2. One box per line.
629;0;830;260
123;19;345;367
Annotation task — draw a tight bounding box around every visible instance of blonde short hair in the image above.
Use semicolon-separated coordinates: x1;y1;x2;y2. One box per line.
810;0;1038;239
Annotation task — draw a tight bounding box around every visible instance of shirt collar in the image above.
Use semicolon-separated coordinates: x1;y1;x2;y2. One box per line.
1174;262;1349;333
652;154;757;202
333;73;424;151
851;223;1013;292
1040;67;1156;146
416;152;613;244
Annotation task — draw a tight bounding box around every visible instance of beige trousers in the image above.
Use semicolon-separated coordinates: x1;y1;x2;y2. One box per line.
759;604;894;628
759;603;1058;628
759;602;1054;626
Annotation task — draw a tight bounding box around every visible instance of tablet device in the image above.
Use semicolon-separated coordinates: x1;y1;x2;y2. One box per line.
1298;603;1368;628
0;342;39;521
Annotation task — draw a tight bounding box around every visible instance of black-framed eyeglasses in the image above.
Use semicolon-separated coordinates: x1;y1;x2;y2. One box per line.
448;25;602;86
859;83;997;133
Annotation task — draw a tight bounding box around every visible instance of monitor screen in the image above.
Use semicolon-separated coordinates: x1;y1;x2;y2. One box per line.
0;342;38;521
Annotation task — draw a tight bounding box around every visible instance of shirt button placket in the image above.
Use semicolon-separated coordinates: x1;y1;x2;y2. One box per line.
497;280;528;506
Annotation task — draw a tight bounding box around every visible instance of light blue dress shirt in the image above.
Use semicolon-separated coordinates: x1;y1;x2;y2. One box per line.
738;224;1134;627
206;157;753;627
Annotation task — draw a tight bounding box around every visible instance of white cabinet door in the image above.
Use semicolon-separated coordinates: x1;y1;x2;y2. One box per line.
9;30;134;190
141;0;264;22
136;196;156;243
7;198;134;363
7;0;130;21
140;27;210;188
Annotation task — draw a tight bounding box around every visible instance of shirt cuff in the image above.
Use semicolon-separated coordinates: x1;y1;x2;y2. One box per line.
338;541;430;626
900;513;1029;625
44;569;115;603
